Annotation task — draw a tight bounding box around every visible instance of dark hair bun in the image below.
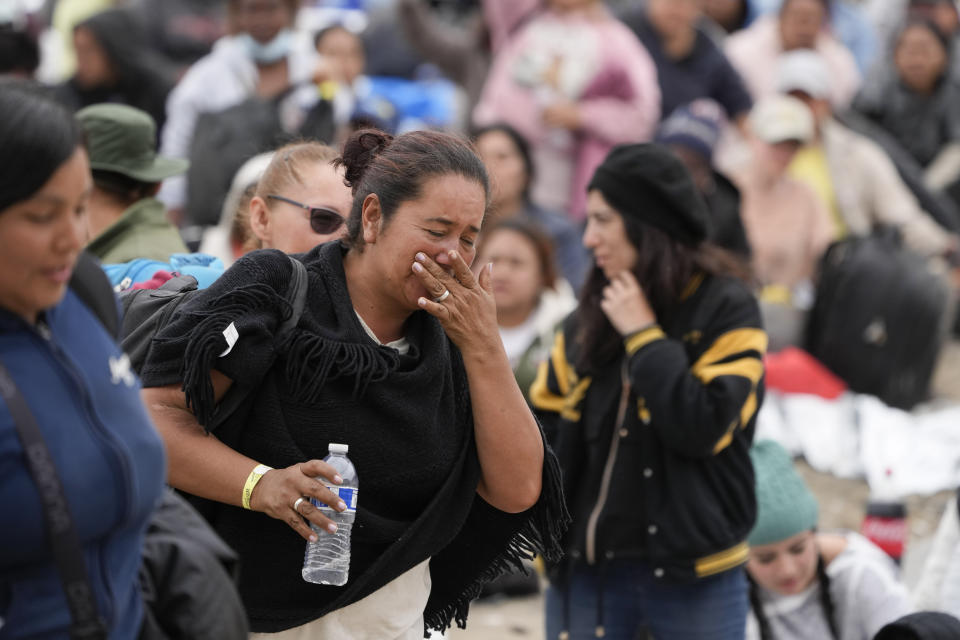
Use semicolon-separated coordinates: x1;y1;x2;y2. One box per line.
337;128;394;188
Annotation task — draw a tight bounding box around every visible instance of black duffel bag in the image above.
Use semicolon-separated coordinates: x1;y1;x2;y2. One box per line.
806;231;952;410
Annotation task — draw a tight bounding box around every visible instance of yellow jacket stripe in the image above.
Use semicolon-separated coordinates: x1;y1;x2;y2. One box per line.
529;360;566;413
691;328;767;373
694;541;749;577
691;329;766;454
625;325;666;356
550;331;572;396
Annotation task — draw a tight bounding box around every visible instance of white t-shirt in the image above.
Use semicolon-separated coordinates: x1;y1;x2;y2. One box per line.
499;308;542;368
746;532;914;640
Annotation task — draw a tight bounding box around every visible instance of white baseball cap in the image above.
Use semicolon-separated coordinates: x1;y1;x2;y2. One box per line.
748;94;815;144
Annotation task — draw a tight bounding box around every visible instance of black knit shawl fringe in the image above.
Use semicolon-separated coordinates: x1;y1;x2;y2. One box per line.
424;443;569;632
280;330;398;403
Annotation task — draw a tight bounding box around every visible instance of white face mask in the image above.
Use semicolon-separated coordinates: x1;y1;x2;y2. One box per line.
237;29;293;64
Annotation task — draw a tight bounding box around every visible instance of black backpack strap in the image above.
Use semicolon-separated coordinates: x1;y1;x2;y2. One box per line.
278;255;308;338
207;255;308;431
69;252;120;340
0;362;108;640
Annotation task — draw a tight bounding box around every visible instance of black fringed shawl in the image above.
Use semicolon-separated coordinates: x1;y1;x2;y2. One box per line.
140;241;568;634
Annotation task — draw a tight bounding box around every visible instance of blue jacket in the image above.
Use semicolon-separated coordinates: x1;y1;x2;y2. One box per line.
0;290;166;638
102;252;224;292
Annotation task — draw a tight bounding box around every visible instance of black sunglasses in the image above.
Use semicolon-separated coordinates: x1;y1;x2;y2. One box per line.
266;194;345;235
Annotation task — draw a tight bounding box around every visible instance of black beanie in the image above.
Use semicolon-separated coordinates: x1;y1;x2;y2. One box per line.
874;612;960;640
587;143;711;246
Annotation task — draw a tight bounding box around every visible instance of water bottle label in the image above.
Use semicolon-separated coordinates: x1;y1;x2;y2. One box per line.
312;486;357;512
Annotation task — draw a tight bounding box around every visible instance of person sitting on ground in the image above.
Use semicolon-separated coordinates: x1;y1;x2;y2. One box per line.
77;103;189;264
158;0;319;223
733;94;833;350
53;8;173;132
745;0;880;74
725;0;862;108
746;439;914;640
906;0;960;75
620;0;754;124
311;24;391;141
474;218;576;403
235;141;353;255
854;18;960;196
656;99;753;260
773;49;960;262
473;122;589;289
473;0;661;220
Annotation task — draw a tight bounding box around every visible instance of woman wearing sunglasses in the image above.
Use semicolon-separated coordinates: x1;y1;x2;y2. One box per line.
242;141;353;253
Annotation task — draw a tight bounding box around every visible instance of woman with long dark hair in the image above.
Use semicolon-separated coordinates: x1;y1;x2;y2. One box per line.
745;440;913;640
532;142;764;639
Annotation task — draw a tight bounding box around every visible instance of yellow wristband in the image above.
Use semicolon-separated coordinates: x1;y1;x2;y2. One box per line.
242;464;273;510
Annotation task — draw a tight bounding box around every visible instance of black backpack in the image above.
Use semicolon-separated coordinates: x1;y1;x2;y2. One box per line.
117;254;309;429
805;231;951;409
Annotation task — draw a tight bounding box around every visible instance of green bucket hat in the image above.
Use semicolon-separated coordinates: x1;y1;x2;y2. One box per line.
748;440;819;547
76;103;188;183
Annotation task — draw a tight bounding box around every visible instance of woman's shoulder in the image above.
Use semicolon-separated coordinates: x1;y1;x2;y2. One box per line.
825;531;900;579
699;272;759;312
225;248;293;280
825;531;914;629
689;273;763;339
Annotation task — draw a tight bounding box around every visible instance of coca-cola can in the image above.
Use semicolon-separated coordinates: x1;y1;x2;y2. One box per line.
860;501;908;563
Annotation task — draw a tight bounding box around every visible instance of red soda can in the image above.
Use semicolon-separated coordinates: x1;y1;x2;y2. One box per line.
860;501;908;563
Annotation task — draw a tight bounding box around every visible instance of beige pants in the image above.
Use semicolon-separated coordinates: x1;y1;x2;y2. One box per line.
249;559;431;640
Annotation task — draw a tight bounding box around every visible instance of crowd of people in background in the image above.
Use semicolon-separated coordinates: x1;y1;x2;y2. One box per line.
6;0;960;638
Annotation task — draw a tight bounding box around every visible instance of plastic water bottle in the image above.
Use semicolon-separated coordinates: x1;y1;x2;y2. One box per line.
302;443;358;585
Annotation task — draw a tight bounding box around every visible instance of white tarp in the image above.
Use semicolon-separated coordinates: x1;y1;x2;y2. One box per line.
756;391;960;499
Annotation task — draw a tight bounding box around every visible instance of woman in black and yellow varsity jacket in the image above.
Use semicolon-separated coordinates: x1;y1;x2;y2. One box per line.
532;144;766;640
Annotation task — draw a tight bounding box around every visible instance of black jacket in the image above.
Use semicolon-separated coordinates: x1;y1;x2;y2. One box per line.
531;272;765;582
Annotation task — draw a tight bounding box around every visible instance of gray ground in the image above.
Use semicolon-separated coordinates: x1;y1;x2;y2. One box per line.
446;340;960;639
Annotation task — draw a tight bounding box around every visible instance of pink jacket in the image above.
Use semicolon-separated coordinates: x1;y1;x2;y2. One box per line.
724;16;861;109
474;7;660;220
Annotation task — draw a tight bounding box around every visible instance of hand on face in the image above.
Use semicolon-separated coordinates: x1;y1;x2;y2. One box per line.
412;249;500;356
600;270;656;335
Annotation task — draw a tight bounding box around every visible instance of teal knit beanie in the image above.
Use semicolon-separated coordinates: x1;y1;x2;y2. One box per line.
748;440;819;547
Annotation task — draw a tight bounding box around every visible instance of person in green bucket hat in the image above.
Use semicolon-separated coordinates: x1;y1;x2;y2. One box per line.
745;439;913;640
77;103;189;263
